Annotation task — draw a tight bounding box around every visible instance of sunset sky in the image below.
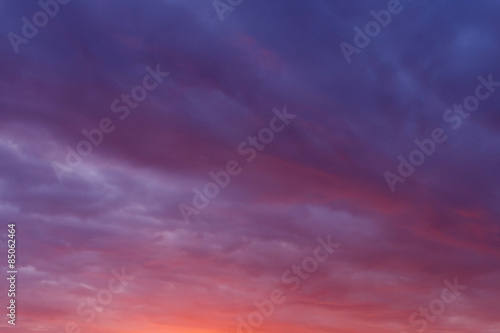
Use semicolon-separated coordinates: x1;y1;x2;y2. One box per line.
0;1;499;333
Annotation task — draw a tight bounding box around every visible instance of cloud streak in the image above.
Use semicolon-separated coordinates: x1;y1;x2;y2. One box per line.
0;1;499;332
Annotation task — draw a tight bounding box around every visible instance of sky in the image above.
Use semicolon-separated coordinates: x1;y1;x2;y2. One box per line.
0;0;499;332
